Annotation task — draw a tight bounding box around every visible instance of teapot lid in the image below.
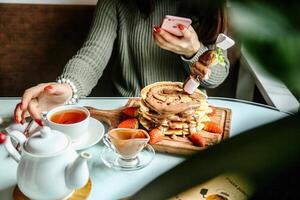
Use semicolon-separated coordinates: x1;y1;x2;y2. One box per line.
24;126;70;155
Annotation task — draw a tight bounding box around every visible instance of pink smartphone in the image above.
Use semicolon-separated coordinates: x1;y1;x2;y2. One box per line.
161;15;192;37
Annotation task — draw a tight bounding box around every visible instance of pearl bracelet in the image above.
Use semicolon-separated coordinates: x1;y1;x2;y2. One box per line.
57;78;79;105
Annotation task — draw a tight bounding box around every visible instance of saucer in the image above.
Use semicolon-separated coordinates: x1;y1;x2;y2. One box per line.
5;117;104;151
100;144;155;171
72;117;105;150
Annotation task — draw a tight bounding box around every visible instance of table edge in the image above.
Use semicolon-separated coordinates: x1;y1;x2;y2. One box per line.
0;96;291;115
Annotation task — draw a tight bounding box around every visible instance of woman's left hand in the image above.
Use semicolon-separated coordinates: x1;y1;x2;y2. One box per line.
153;24;201;58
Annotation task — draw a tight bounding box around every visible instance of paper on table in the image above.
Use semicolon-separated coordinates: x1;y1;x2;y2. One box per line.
169;173;253;200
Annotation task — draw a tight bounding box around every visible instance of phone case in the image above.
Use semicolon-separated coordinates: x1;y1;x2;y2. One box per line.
161;15;192;37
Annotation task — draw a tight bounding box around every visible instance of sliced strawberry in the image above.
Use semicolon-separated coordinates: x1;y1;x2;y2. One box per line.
203;122;222;134
207;105;216;117
149;128;163;145
190;133;206;147
118;118;139;129
122;107;139;118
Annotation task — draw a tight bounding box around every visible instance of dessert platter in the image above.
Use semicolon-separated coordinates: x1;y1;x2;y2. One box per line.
88;81;231;156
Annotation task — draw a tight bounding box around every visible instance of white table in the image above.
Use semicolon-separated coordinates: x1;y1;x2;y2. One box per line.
0;97;289;200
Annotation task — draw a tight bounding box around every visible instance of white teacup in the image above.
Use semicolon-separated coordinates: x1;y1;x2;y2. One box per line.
42;105;90;142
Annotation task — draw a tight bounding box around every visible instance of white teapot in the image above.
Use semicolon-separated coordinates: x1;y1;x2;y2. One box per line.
4;126;91;200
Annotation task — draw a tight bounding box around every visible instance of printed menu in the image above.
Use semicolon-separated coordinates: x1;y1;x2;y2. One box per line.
169;173;253;200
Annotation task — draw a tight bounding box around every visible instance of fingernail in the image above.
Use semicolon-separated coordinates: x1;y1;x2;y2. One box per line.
153;26;161;33
21;119;25;125
35;119;43;126
44;85;53;91
178;24;185;30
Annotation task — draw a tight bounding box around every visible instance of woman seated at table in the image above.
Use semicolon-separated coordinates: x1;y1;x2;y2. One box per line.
14;0;229;125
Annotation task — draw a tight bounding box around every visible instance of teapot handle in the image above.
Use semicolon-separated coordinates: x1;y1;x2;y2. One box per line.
4;130;27;163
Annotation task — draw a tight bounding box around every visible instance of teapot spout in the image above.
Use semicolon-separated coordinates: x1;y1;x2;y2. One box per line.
65;152;91;189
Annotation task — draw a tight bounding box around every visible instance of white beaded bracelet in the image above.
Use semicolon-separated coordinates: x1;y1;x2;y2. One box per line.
57;78;79;105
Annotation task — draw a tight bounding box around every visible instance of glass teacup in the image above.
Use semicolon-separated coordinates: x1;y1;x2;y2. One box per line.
103;128;150;167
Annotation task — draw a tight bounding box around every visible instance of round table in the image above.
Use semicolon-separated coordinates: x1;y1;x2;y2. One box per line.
0;97;289;200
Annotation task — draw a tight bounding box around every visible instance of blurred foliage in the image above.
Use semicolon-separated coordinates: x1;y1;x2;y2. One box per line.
228;0;300;97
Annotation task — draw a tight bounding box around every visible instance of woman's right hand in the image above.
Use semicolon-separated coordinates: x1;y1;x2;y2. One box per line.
14;82;73;125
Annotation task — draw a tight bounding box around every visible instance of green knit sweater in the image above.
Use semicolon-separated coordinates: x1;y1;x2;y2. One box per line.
60;0;230;97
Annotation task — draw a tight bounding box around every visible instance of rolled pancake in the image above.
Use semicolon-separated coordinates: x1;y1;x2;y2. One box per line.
141;81;207;114
139;81;213;139
139;115;154;131
164;129;189;136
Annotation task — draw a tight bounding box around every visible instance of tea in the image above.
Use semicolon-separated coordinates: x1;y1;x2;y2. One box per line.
50;109;87;124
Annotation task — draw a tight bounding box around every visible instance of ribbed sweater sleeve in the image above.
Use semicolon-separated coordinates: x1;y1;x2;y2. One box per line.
200;49;230;88
60;0;118;97
58;0;230;97
181;46;230;88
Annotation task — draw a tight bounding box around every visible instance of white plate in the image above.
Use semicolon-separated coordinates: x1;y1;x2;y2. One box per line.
72;117;105;150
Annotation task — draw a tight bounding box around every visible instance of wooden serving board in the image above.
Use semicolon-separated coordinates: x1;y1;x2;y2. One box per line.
152;107;231;155
86;98;232;156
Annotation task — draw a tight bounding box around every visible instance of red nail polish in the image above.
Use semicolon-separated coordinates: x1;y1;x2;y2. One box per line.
153;26;161;33
44;85;53;91
21;120;25;125
35;119;43;126
14;116;19;124
178;24;185;31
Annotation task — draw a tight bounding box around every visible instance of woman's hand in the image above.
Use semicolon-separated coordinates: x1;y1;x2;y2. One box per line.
153;24;201;58
191;62;211;80
14;83;73;125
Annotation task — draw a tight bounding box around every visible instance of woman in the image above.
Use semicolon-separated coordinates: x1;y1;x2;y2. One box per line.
14;0;229;125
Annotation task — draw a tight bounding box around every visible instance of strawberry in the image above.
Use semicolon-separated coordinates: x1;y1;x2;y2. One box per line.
118;118;139;129
190;133;206;147
207;105;216;117
149;128;163;145
122;107;139;118
0;132;6;144
203;122;222;134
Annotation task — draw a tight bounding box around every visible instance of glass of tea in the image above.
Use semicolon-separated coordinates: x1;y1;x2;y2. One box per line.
43;105;90;141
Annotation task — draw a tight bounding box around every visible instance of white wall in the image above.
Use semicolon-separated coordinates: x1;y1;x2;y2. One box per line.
0;0;97;5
